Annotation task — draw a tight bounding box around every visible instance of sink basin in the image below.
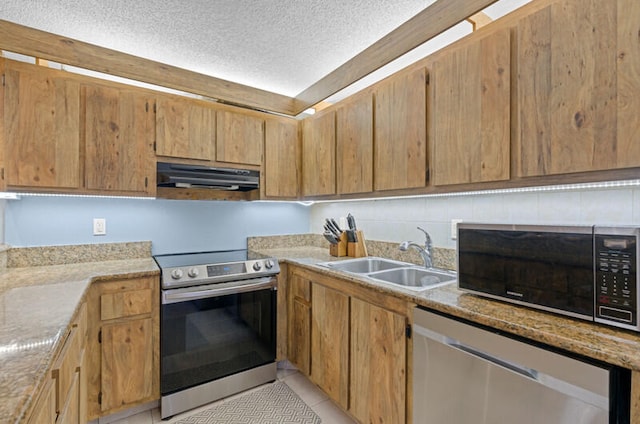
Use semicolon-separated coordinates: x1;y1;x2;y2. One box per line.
320;257;408;274
368;267;456;290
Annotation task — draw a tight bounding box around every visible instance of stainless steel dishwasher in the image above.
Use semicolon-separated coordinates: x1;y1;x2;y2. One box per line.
413;307;630;424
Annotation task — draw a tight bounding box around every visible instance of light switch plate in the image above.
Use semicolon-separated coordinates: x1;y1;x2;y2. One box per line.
93;218;106;236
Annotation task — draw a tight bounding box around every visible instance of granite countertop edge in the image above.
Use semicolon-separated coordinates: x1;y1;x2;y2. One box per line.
252;246;640;371
1;258;159;424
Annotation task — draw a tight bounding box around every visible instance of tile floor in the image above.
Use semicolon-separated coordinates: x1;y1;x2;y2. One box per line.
105;368;357;424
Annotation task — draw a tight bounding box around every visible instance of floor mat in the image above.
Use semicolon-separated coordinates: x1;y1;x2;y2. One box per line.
173;381;322;423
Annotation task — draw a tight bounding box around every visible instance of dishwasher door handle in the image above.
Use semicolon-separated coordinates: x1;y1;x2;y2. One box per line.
447;341;538;380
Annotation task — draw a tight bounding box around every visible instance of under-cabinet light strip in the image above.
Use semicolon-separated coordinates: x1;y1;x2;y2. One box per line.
310;179;640;203
2;192;155;200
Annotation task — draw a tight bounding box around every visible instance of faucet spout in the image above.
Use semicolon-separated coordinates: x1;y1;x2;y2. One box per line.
399;227;433;268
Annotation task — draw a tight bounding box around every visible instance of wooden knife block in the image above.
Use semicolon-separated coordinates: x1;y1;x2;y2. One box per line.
348;230;368;258
329;232;348;257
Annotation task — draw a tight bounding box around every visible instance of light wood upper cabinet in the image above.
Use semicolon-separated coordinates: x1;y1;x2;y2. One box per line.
264;117;300;198
310;282;349;410
301;109;336;197
155;95;216;161
336;92;373;195
350;298;407;424
516;0;640;177
216;110;264;166
3;59;81;190
431;28;511;186
374;67;428;191
83;83;155;195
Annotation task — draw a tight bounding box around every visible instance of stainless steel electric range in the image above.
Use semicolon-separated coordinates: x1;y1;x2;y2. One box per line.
154;249;280;419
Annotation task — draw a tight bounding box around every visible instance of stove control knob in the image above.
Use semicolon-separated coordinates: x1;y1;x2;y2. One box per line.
253;262;262;271
171;269;184;280
265;259;275;269
188;268;199;278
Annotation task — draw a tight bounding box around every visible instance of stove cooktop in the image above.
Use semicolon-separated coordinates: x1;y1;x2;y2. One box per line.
154;249;280;290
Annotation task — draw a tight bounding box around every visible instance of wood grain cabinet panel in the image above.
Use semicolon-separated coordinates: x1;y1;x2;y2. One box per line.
83;84;155;195
264;117;300;198
350;298;407;424
155;95;216;161
27;380;56;424
336;92;373;195
3;59;81;190
302;110;336;196
287;272;311;375
310;283;349;410
100;318;154;412
516;0;640;176
432;28;511;186
374;68;427;191
86;277;159;420
216;110;264;166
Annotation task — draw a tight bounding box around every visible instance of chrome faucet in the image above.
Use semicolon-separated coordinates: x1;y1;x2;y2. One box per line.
399;226;433;268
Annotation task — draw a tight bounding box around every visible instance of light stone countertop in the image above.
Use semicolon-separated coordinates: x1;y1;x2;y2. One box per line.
0;257;159;424
252;246;640;371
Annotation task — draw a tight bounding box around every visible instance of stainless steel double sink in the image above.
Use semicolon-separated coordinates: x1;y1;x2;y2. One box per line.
317;257;456;291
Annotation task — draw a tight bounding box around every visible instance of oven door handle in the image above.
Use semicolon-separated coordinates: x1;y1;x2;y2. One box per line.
162;277;276;304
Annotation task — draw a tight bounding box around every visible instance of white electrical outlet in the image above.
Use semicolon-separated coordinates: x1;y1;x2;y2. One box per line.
93;218;106;236
451;219;463;240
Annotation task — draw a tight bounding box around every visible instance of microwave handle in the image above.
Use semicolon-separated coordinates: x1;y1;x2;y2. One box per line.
162;277;276;304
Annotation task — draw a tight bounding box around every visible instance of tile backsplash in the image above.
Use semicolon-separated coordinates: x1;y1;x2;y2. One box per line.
310;187;640;249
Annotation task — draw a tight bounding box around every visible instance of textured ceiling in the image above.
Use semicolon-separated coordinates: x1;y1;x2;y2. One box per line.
1;0;531;102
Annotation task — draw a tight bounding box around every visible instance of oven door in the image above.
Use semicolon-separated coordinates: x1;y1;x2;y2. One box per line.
160;276;277;396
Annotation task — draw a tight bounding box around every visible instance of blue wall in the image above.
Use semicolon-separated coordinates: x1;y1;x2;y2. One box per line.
5;197;310;254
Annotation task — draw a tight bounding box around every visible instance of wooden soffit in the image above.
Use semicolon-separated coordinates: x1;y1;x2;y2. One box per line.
0;0;499;116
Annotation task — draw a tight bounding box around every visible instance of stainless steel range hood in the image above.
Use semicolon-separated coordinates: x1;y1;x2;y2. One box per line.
157;162;259;192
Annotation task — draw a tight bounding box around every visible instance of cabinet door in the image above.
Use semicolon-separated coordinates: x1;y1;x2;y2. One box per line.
302;110;336;196
84;84;155;195
155;96;216;161
432;28;511;186
101;318;153;412
288;272;311;375
516;0;640;176
336;92;373;195
350;298;407;424
27;380;56;424
310;283;349;409
216;110;264;165
264;117;300;198
57;370;80;424
3;60;80;189
374;68;427;191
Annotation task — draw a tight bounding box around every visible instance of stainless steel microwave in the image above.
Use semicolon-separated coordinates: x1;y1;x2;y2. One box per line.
457;223;640;332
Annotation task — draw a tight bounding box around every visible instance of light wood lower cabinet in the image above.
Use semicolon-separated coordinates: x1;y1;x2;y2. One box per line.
287;266;410;423
310;283;350;410
86;276;159;420
26;302;87;424
350;298;407;424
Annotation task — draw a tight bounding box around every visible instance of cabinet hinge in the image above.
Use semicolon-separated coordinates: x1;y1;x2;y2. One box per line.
145;176;148;188
425;73;430;85
98;392;102;405
145;102;149;113
153;141;157;152
153;103;157;113
425;168;430;184
1;168;4;181
406;324;412;339
1;74;5;87
98;330;102;344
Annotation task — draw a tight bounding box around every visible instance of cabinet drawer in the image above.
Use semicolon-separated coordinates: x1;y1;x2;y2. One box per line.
52;325;81;415
101;288;153;320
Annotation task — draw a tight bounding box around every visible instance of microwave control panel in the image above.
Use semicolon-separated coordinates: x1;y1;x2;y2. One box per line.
594;227;639;331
